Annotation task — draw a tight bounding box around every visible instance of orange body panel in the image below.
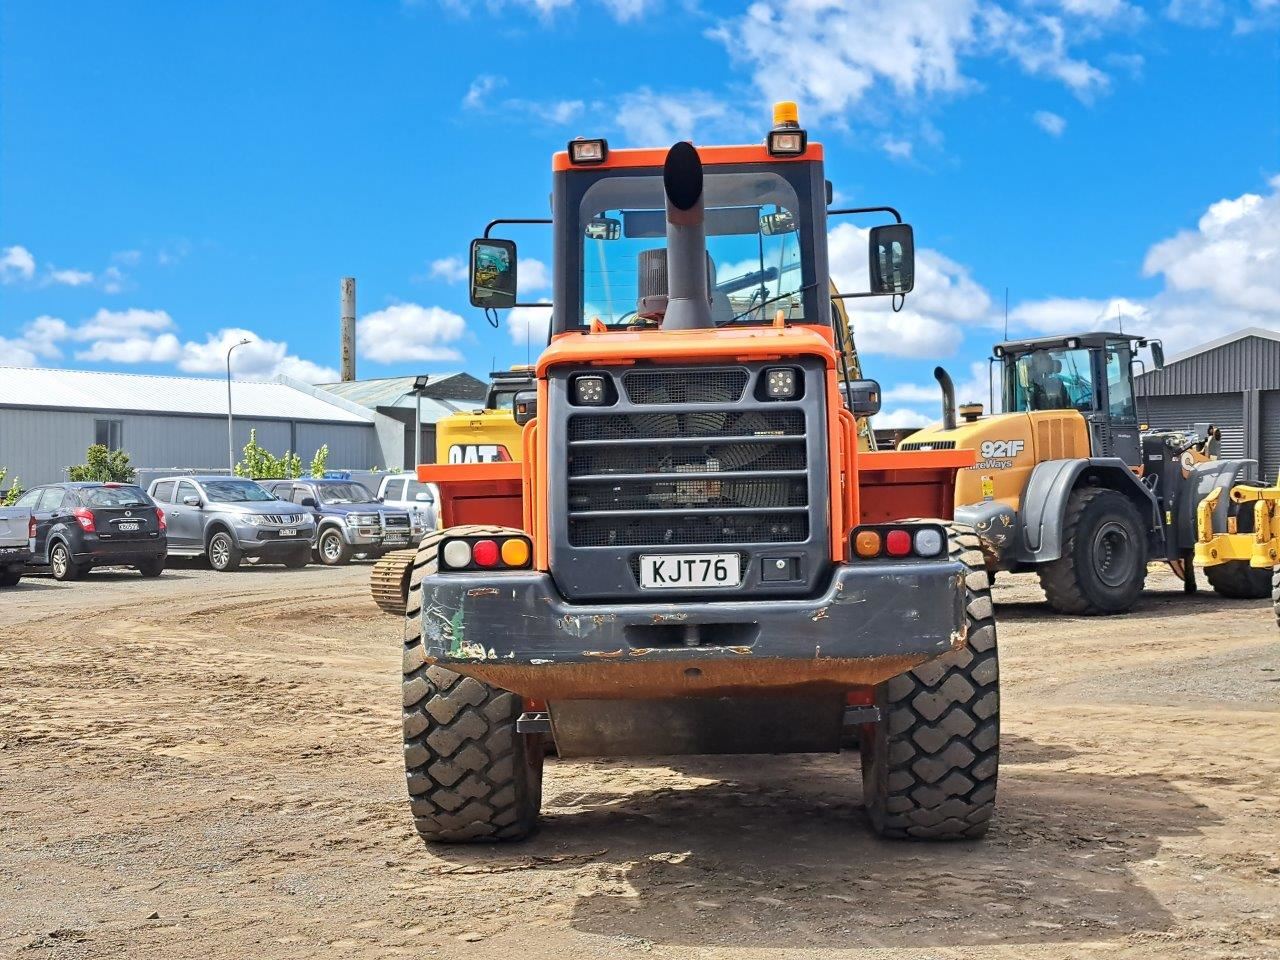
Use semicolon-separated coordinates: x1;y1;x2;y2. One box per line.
553;143;824;172
858;450;976;524
417;462;525;530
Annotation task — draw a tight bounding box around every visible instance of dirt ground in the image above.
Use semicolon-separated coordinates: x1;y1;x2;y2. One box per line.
1;559;1277;960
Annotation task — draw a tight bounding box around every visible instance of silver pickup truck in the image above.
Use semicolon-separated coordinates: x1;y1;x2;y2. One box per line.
0;505;33;587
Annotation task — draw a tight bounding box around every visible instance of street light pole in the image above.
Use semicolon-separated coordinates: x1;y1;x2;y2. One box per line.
409;375;430;469
226;338;251;472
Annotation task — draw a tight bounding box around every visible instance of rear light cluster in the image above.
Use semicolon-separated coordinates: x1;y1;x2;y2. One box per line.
439;534;533;572
156;507;167;532
851;524;947;560
72;507;96;533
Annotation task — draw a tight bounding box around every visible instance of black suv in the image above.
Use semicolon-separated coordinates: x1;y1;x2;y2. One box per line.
13;482;167;581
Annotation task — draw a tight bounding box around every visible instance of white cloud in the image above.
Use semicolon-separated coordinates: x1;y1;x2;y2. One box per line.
113;250;143;266
75;307;175;342
357;303;466;363
0;314;70;366
1033;109;1067;136
178;328;339;382
1164;0;1224;26
875;408;935;429
1011;176;1280;354
521;257;551;293
524;99;584;124
76;333;183;364
597;0;655;20
1053;0;1140;18
507;305;553;347
1;245;36;283
980;9;1110;100
883;381;947;404
615;88;733;145
47;267;95;287
881;137;914;161
463;74;506;109
429;256;468;284
101;266;128;294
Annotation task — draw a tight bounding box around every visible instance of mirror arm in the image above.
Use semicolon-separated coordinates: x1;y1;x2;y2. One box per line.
828;205;903;224
483;218;552;238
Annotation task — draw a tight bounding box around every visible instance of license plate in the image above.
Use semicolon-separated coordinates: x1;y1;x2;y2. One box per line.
639;553;741;589
278;528;297;537
118;522;139;532
384;536;407;545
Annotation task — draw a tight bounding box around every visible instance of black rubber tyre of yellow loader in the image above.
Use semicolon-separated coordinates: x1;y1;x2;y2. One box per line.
1205;560;1271;600
861;524;1000;840
1038;487;1147;616
401;525;544;843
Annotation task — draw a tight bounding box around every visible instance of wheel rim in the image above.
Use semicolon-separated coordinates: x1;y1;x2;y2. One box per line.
51;545;67;578
1092;520;1136;588
322;533;341;562
210;535;230;569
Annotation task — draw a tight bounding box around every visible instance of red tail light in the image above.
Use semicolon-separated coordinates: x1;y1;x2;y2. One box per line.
156;507;167;531
28;516;36;539
72;507;96;532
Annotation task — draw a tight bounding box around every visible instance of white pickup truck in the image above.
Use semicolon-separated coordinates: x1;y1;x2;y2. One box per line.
375;473;438;540
0;504;32;587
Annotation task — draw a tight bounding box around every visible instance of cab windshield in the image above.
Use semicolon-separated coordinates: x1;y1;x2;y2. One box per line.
578;171;808;328
1008;348;1096;412
204;480;276;503
318;482;376;505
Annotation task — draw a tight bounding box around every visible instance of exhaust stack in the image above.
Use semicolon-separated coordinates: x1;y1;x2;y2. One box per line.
340;276;357;382
934;366;957;431
661;142;713;330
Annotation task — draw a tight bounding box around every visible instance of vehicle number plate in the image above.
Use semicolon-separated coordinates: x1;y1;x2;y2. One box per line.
639;553;740;589
384;536;407;544
278;528;297;537
118;522;139;532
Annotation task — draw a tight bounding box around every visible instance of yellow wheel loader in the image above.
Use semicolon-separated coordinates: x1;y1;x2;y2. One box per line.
901;332;1263;614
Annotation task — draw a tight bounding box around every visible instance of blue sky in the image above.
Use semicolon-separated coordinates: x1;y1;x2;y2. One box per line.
2;0;1278;427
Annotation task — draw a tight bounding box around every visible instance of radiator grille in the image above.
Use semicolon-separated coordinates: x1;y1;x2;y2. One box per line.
899;440;956;451
623;369;748;405
565;378;810;549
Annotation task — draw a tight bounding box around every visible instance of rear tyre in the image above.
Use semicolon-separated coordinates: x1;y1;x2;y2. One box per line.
1038;488;1146;615
862;524;999;840
207;530;242;572
316;528;352;566
49;541;85;582
1206;560;1271;600
402;525;543;843
0;569;21;587
137;558;165;578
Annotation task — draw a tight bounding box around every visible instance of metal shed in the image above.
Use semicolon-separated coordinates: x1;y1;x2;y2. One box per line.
1135;327;1280;482
0;367;402;487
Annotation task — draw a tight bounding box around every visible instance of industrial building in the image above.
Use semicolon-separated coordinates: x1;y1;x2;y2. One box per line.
1135;327;1280;482
0;366;402;488
316;371;488;467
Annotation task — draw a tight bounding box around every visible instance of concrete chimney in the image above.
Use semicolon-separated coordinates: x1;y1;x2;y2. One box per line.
340;277;356;382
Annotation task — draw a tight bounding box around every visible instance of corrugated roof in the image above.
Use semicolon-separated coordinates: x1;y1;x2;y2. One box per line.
0;366;374;423
317;373;487;414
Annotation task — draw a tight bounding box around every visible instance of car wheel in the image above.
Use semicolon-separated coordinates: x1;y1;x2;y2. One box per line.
0;569;21;587
283;547;310;569
137;558;165;578
207;530;242;572
317;529;352;566
50;542;85;582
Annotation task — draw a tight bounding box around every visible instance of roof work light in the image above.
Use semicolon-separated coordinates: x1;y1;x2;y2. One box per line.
767;101;807;157
568;137;608;165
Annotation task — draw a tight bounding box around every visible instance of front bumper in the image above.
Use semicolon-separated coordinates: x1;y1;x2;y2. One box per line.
417;559;969;700
241;526;315;552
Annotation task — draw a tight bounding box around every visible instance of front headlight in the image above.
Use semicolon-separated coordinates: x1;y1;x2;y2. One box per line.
242;514;264;526
344;514;361;525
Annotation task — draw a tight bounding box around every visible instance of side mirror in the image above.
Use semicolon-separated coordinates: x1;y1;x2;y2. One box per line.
513;389;538;426
842;379;883;417
300;496;318;508
868;223;915;295
414;492;434;503
182;495;201;507
1150;341;1165;370
584;217;621;241
469;238;518;309
760;210;797;236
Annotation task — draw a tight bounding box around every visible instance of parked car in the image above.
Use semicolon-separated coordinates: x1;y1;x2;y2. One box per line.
374;473;438;537
262;478;418;566
12;482;166;581
0;503;33;587
147;476;314;572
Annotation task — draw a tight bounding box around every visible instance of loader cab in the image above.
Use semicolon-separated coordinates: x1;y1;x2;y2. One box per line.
996;332;1162;467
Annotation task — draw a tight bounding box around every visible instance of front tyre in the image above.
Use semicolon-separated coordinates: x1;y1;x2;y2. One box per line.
401;525;543;842
1205;560;1270;600
1038;488;1146;615
282;547;310;569
316;528;351;566
207;530;242;572
861;524;999;840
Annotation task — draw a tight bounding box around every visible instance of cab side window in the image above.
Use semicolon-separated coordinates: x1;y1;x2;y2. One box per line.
175;481;199;504
153;480;176;503
1106;348;1136;420
37;488;68;513
385;480;405;501
290;485;312;505
13;487;44;510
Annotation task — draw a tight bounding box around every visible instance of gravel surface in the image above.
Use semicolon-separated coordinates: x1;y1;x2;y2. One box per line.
1;560;1277;958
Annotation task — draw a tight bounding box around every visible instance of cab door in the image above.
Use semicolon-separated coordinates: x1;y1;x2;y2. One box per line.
1100;345;1141;467
166;480;203;548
